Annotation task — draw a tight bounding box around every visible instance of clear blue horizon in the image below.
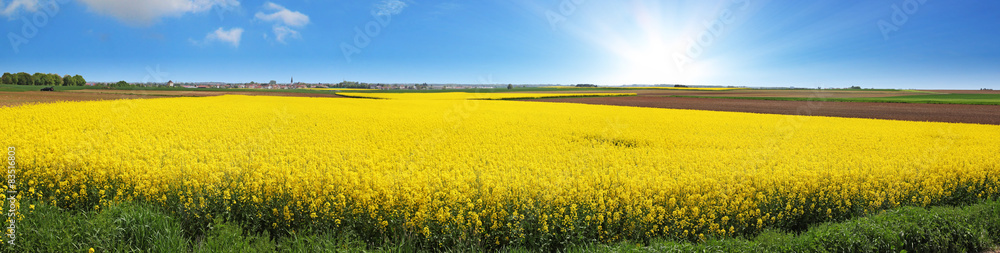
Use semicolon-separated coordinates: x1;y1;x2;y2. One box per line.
1;0;998;89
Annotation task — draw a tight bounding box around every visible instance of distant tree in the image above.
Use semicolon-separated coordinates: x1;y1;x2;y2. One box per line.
45;73;59;86
2;73;16;85
43;74;55;86
114;80;130;87
33;73;49;85
849;86;862;89
9;73;20;85
63;75;72;86
72;75;85;86
575;84;597;87
36;72;53;85
1;73;11;84
268;80;277;85
507;84;513;90
332;81;371;89
49;73;63;86
16;72;31;85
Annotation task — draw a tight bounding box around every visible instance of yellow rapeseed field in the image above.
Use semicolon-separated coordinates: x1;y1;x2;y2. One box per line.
304;88;377;91
1;95;998;249
335;92;635;100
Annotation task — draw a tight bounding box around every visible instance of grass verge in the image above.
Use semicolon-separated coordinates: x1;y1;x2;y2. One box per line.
3;200;998;252
0;84;91;92
587;201;1000;252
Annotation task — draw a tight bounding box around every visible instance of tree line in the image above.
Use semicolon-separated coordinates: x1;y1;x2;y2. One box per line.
1;72;87;86
332;81;372;89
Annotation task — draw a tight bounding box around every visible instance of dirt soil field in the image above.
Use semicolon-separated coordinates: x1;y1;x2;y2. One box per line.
526;96;1000;125
0;91;165;107
516;89;932;98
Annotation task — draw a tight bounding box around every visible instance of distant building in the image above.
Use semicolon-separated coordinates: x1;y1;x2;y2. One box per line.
167;80;174;87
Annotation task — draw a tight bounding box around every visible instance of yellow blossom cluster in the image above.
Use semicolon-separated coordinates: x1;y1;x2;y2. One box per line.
1;95;997;249
303;88;377;91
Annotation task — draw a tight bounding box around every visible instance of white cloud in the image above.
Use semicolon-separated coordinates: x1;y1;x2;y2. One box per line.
205;27;243;48
254;2;308;43
254;2;308;27
1;0;39;18
272;25;299;44
374;0;407;16
76;0;239;26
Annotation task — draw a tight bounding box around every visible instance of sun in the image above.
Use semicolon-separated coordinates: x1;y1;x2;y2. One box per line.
618;43;679;85
605;7;713;85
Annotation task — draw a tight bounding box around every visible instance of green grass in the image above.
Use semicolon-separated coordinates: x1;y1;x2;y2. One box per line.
4;200;999;252
588;201;1000;252
0;84;91;92
4;200;365;252
671;94;1000;105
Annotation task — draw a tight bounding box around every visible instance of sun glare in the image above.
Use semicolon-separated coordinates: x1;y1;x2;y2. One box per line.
577;1;721;85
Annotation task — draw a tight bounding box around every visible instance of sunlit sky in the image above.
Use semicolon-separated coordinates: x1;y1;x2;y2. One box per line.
1;0;998;89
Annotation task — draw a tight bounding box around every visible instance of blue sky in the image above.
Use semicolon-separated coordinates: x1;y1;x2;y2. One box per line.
1;0;998;89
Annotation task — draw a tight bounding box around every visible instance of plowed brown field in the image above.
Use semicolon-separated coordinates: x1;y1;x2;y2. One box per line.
0;91;161;107
515;89;929;98
526;96;1000;125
